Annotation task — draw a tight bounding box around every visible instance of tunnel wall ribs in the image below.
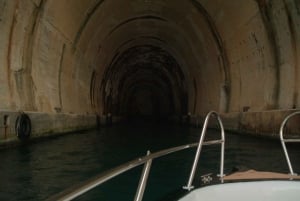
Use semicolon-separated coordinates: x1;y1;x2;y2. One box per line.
1;0;300;145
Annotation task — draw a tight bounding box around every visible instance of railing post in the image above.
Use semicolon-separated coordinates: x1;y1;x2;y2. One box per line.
134;151;152;201
183;111;225;191
279;111;300;176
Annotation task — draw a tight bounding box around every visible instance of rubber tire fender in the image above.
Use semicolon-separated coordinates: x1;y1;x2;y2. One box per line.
15;113;31;140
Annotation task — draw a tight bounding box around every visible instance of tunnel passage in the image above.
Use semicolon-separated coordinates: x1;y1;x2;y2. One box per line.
1;0;300;141
101;45;188;121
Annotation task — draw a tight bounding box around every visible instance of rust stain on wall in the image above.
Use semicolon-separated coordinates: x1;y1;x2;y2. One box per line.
6;1;19;107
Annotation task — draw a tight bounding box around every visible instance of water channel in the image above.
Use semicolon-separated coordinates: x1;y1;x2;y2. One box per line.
0;123;299;201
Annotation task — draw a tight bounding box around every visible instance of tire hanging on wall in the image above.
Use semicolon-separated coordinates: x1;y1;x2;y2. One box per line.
15;112;31;140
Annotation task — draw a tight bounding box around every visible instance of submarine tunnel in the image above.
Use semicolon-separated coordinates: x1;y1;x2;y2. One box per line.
0;0;300;142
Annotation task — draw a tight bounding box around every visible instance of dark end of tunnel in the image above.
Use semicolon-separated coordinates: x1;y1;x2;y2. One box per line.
124;115;171;125
99;45;189;124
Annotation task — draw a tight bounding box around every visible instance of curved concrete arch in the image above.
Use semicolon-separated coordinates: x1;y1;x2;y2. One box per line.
92;12;224;115
117;67;182;115
67;0;225;116
1;0;300;142
100;45;187;117
189;0;231;112
106;15;167;38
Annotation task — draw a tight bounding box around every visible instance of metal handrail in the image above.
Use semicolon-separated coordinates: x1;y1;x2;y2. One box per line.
47;111;226;201
134;151;152;201
47;143;199;201
279;111;300;176
183;111;225;191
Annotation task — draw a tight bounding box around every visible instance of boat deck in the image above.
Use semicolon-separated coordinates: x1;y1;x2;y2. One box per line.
224;169;300;181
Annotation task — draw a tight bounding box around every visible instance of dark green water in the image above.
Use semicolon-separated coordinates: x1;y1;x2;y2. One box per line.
0;124;299;201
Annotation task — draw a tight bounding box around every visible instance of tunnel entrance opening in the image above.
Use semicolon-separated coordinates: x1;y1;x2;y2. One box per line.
101;45;188;124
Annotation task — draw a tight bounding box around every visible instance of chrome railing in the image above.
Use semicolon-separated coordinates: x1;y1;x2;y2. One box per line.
47;111;225;201
134;151;152;201
46;110;300;200
183;111;225;191
279;111;300;176
47;143;199;201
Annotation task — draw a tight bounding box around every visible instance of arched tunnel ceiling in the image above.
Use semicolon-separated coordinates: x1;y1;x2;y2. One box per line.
68;0;226;117
101;45;185;117
1;0;300;119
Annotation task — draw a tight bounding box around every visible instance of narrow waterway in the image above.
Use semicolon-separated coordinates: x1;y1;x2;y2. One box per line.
0;123;299;201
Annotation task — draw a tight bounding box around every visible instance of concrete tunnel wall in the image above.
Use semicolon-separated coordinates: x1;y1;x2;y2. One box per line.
0;0;300;144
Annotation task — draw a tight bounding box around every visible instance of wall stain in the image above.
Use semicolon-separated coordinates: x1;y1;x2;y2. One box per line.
18;0;46;110
73;0;105;50
255;0;281;109
295;0;300;14
189;0;231;113
6;1;19;108
193;78;197;114
58;43;66;110
90;70;96;109
283;0;299;108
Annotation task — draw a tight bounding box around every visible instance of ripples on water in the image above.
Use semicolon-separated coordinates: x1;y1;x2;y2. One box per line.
0;123;299;201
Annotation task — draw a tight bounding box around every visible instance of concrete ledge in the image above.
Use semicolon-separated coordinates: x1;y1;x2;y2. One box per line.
190;110;300;139
0;111;97;148
236;109;300;138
